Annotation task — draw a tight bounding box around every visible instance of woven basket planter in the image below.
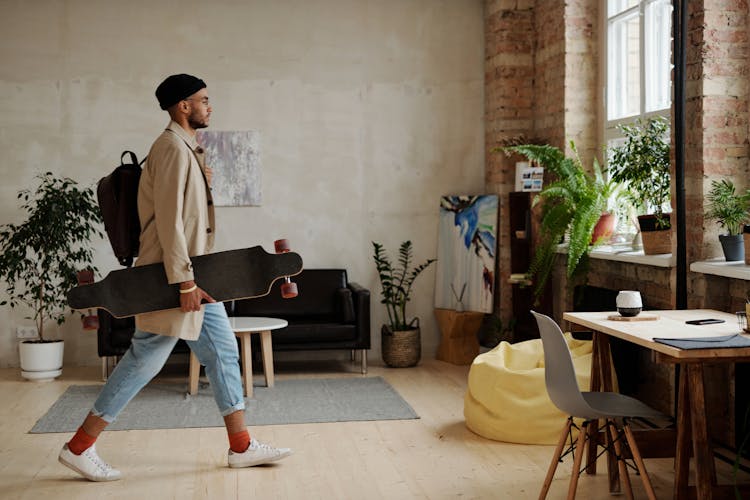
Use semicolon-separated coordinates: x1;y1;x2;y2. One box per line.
641;229;672;255
381;325;421;368
638;214;672;255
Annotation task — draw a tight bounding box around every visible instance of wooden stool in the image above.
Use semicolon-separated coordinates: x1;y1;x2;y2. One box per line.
188;316;288;397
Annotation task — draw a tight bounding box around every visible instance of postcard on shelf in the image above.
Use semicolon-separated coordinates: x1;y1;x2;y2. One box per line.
520;165;544;192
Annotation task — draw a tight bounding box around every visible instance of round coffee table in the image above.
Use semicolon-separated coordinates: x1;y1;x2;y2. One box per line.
189;316;288;397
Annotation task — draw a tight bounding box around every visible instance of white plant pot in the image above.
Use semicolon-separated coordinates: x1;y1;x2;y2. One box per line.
19;340;64;381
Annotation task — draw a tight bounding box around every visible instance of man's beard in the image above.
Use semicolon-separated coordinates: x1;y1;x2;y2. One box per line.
188;112;209;129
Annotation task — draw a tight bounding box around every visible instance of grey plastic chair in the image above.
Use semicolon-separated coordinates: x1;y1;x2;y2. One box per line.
531;311;661;500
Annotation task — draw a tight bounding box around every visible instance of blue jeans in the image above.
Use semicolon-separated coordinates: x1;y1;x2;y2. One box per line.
92;302;245;423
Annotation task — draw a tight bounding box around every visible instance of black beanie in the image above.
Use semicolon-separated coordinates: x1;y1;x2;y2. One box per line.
155;74;207;110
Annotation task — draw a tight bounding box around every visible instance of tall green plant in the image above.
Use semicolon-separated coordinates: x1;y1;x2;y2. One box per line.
501;143;612;301
705;179;750;235
608;117;671;218
372;241;436;331
0;172;102;341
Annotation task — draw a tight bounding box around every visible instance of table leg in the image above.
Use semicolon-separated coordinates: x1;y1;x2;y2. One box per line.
586;334;603;475
189;351;200;395
687;363;715;500
596;334;620;493
674;364;691;500
260;330;275;387
238;331;253;398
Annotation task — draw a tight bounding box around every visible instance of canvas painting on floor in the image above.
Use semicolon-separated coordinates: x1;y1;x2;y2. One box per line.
196;130;261;206
434;195;498;313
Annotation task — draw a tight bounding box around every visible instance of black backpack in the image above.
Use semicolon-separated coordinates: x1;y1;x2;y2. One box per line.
97;151;145;267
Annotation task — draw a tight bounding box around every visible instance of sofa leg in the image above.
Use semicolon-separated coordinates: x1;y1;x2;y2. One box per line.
361;349;367;374
350;349;355;362
101;356;117;381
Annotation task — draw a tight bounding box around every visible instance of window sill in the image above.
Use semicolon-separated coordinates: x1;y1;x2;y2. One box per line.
690;259;750;280
556;244;675;268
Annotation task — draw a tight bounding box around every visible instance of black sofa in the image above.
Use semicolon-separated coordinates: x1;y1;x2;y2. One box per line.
96;268;370;377
229;269;371;373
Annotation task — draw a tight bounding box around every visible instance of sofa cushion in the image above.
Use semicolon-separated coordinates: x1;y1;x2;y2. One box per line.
234;269;349;321
273;323;358;344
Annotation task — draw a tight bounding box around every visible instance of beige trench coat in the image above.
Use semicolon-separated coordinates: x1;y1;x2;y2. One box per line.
134;121;215;340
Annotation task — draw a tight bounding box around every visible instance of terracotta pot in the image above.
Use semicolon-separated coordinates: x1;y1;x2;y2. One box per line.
592;212;616;244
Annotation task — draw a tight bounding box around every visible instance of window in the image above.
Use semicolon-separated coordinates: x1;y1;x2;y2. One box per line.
605;0;672;139
603;0;673;239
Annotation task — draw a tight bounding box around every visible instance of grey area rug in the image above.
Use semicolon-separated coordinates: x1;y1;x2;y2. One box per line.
30;376;418;433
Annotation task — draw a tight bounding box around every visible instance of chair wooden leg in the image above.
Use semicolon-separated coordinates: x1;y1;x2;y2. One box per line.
623;422;657;500
567;420;589;500
607;419;634;500
539;418;573;500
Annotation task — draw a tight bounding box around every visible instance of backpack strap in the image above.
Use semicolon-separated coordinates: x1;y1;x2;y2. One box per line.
121;151;140;167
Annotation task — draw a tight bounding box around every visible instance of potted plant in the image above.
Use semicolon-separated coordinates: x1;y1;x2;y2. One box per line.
607;117;672;254
705;179;750;262
0;172;102;380
372;240;436;367
501;142;615;303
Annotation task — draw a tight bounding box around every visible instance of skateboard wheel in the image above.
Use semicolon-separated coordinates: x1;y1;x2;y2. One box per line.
82;314;99;331
76;269;95;285
281;281;298;299
274;239;290;253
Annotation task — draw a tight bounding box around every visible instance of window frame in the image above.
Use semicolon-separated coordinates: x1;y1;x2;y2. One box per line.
602;0;672;146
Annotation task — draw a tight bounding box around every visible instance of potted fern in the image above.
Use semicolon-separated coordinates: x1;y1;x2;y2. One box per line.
705;179;750;262
501;142;615;303
608;117;672;254
372;241;436;367
0;172;102;380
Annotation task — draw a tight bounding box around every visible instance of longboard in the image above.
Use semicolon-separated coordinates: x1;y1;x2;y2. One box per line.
68;243;303;319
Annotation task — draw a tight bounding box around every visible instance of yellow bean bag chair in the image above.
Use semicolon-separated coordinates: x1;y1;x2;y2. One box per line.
464;334;592;445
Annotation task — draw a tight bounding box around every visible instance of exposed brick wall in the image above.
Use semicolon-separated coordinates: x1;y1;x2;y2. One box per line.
485;0;597;325
563;0;598;165
484;0;750;430
685;0;750;315
484;0;536;326
533;1;565;149
685;0;750;267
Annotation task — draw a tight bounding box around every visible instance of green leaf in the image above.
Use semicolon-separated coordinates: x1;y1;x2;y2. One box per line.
372;240;436;330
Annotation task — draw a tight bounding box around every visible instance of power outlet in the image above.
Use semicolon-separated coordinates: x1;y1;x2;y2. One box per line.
16;326;38;339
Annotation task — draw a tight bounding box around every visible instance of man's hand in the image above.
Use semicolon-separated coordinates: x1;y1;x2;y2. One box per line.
179;280;216;312
204;165;213;186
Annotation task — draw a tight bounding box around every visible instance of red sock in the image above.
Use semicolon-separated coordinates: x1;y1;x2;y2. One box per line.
68;426;97;455
228;430;250;453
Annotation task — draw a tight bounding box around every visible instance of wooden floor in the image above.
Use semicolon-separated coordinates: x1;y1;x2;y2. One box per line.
0;358;745;499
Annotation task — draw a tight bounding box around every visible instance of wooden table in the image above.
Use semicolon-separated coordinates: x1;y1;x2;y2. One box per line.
189;316;288;398
563;309;750;500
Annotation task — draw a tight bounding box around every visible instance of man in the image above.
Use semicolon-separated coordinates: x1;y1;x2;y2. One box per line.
58;74;291;481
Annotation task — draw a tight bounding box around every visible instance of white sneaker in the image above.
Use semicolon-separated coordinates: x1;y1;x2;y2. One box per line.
58;443;122;481
228;438;292;468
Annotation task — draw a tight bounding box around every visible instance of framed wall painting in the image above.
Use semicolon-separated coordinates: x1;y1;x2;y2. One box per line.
434;194;498;313
196;130;261;206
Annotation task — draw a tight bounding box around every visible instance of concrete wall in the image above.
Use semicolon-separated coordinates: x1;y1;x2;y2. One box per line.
0;0;486;367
